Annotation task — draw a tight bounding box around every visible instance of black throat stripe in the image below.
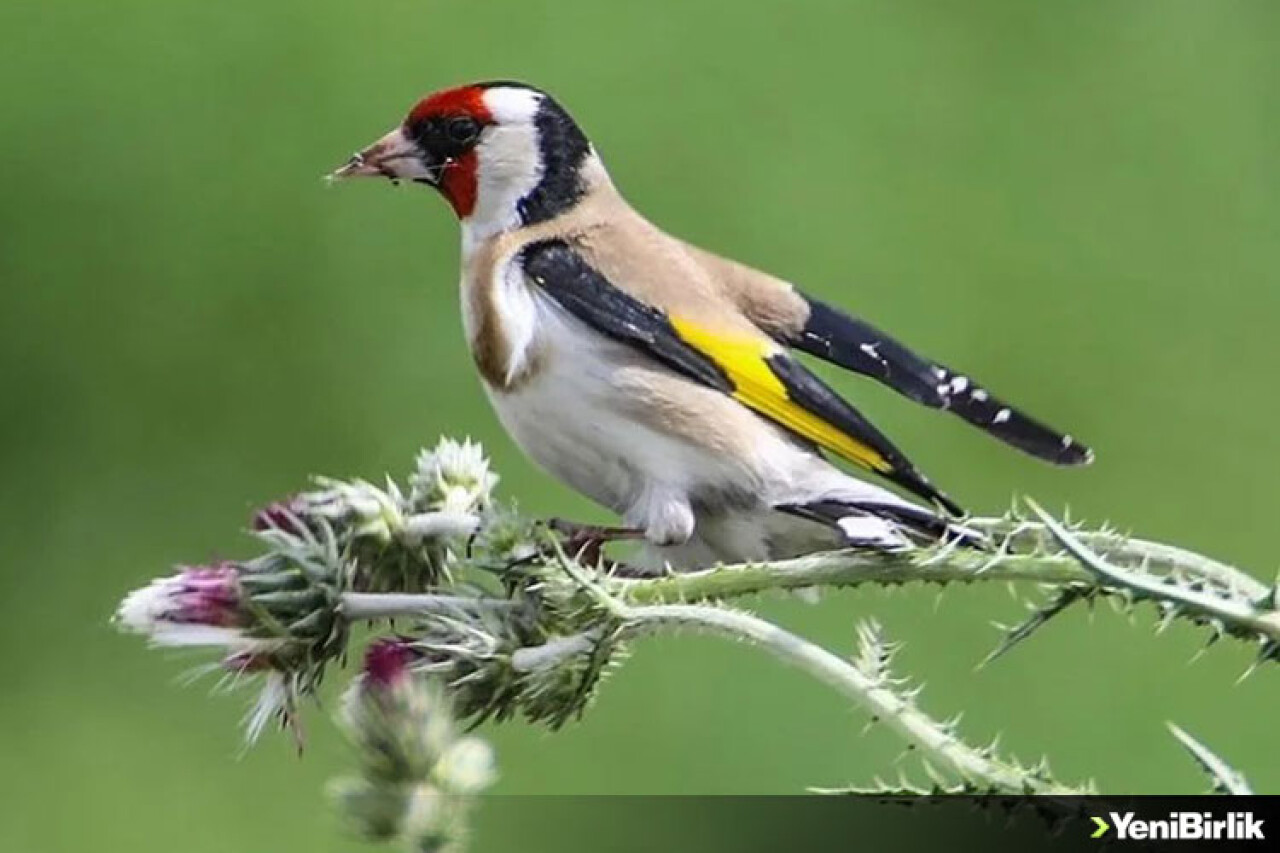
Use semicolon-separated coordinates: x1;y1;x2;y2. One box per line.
517;95;592;226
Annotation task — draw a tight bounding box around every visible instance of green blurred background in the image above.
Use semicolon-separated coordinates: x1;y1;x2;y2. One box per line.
3;0;1279;850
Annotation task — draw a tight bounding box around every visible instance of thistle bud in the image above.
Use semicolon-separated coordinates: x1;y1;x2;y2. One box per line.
250;497;312;537
115;563;254;647
344;640;454;782
435;737;496;795
363;637;418;692
409;438;497;517
115;539;349;744
329;777;412;842
299;478;407;544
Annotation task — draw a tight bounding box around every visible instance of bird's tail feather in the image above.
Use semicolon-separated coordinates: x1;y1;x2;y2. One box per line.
777;499;985;549
794;296;1093;466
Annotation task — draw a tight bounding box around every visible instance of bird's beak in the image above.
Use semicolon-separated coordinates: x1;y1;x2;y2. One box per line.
329;126;437;184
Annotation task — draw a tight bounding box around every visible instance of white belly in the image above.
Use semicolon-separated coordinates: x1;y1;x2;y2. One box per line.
483;297;753;543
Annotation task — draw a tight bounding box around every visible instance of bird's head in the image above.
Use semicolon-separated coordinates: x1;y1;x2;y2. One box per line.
331;82;599;234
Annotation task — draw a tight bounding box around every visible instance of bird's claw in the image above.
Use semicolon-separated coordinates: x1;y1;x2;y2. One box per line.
546;518;645;571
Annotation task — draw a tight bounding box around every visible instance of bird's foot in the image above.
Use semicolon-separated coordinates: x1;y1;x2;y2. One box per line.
546;518;646;570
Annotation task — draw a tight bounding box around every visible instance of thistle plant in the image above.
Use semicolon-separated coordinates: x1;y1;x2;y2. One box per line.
330;639;496;853
115;437;1271;849
116;526;352;744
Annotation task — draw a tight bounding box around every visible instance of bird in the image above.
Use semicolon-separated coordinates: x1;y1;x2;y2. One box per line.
331;81;1092;568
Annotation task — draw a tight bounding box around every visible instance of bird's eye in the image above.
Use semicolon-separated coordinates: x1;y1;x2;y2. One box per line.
447;116;481;143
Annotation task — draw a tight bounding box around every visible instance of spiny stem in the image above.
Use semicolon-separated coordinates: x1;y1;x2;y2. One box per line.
510;630;602;672
613;548;1089;604
1028;500;1280;648
340;593;516;622
970;515;1268;599
613;602;1082;794
401;511;480;543
613;522;1264;605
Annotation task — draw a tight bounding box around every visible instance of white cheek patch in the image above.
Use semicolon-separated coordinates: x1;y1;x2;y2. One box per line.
462;87;548;239
467;126;544;235
476;125;543;183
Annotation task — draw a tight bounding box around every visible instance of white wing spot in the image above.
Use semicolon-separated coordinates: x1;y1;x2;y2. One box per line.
948;376;970;394
993;408;1011;424
971;388;989;402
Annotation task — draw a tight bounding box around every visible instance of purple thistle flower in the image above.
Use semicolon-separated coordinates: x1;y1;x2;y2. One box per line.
169;564;244;626
362;638;419;690
116;563;259;648
251;497;311;536
117;530;349;747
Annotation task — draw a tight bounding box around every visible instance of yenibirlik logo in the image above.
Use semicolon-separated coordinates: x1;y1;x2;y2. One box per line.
1091;811;1265;841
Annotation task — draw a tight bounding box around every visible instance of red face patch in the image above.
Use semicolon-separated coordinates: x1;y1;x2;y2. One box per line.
404;86;496;219
436;150;478;218
408;85;494;125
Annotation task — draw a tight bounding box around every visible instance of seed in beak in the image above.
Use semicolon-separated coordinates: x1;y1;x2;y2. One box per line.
328;150;378;182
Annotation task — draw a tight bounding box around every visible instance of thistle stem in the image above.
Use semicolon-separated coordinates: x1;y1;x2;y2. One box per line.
1027;502;1280;647
614;522;1268;605
401;511;480;543
510;630;603;672
617;602;1081;794
340;593;517;622
614;549;1088;604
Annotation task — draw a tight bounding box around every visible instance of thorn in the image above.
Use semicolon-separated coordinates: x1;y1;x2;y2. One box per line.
978;586;1085;668
1167;722;1253;795
1234;660;1260;685
917;757;941;781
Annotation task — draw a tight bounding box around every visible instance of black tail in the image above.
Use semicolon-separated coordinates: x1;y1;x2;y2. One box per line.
792;295;1093;466
932;375;1093;467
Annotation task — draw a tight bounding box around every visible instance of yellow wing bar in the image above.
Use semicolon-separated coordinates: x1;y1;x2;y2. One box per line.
669;318;892;475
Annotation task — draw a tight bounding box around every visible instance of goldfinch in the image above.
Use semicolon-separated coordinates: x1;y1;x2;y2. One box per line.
332;82;1091;567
